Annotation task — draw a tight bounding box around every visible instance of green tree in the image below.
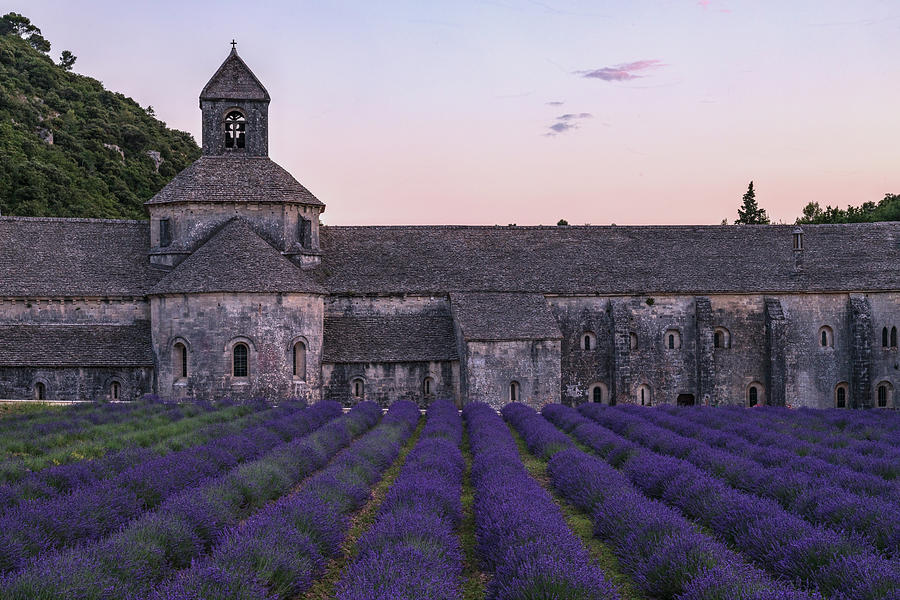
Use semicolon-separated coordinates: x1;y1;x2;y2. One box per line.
557;218;569;226
0;12;36;36
735;181;770;224
796;194;900;224
58;49;76;71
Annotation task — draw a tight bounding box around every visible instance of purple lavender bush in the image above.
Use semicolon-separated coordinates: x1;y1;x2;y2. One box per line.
336;399;463;600
465;402;619;600
0;402;383;599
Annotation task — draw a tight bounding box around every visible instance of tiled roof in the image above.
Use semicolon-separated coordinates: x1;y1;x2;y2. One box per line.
144;156;324;206
0;322;153;366
200;48;270;101
149;219;326;295
323;314;458;363
145;155;323;206
0;217;164;297
451;292;562;341
318;223;900;295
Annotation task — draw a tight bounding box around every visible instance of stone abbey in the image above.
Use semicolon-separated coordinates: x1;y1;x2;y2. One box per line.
0;48;898;409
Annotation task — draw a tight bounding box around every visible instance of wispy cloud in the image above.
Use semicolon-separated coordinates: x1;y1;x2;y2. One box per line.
575;59;665;81
546;100;565;106
545;112;593;136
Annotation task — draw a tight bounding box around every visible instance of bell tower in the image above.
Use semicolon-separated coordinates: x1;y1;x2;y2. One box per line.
199;43;270;157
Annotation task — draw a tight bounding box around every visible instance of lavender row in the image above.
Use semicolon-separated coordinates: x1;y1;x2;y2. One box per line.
601;404;900;555
0;401;337;573
0;402;288;509
466;402;619;600
639;405;900;500
569;404;900;599
506;403;818;600
149;400;421;600
0;401;383;600
336;399;464;600
665;405;900;481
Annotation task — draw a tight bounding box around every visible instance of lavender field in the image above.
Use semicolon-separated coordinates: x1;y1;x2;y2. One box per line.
0;400;897;599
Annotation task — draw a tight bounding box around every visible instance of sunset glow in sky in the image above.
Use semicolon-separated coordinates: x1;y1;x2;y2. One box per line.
11;1;900;225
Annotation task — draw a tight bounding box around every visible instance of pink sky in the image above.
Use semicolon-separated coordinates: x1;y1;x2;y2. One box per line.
10;0;900;225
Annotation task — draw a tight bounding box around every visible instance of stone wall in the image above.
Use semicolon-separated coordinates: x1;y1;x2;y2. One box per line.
151;292;324;401
149;202;321;267
322;360;458;407
0;297;149;324
462;339;560;409
0;366;153;402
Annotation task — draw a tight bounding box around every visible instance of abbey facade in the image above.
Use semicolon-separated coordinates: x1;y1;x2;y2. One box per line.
1;49;898;410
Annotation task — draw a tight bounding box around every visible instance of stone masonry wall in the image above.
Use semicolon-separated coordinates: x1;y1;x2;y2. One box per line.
465;339;561;410
151;292;324;402
321;360;458;408
0;366;152;402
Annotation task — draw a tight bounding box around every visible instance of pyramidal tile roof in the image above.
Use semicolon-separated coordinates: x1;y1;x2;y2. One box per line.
149;219;326;295
144;156;324;206
200;48;270;101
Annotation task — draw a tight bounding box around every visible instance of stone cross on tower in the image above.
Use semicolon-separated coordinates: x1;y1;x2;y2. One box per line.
231;39;236;50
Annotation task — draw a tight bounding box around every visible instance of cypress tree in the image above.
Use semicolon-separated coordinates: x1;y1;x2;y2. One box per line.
735;181;770;224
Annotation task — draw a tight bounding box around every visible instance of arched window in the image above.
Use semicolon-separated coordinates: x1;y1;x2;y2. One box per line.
34;382;46;401
589;382;608;404
714;327;731;349
835;383;848;409
233;343;249;377
292;341;306;380
351;377;365;400
629;332;638;350
111;381;121;401
224;111;246;149
509;381;520;403
892;327;898;349
582;332;596;351
819;326;834;348
884;327;890;348
636;384;651;406
747;382;764;407
174;342;188;379
423;377;434;397
665;329;681;350
876;382;893;408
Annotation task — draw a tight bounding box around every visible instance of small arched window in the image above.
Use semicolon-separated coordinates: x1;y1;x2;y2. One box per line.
34;382;46;401
714;327;731;349
876;382;892;408
233;343;249;377
892;327;898;349
111;381;121;401
224;110;246;149
884;327;890;348
589;382;608;405
819;326;834;348
423;376;434;397
292;341;306;380
629;332;638;350
665;329;681;350
174;342;188;379
747;382;764;407
582;332;596;351
509;381;520;403
835;383;848;409
351;377;365;400
636;384;651;406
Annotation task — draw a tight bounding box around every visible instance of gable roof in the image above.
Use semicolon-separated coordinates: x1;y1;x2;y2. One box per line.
0;217;164;297
451;293;561;341
200;48;270;102
144;156;324;206
318;223;900;295
149;219;326;295
0;322;153;367
323;313;458;363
